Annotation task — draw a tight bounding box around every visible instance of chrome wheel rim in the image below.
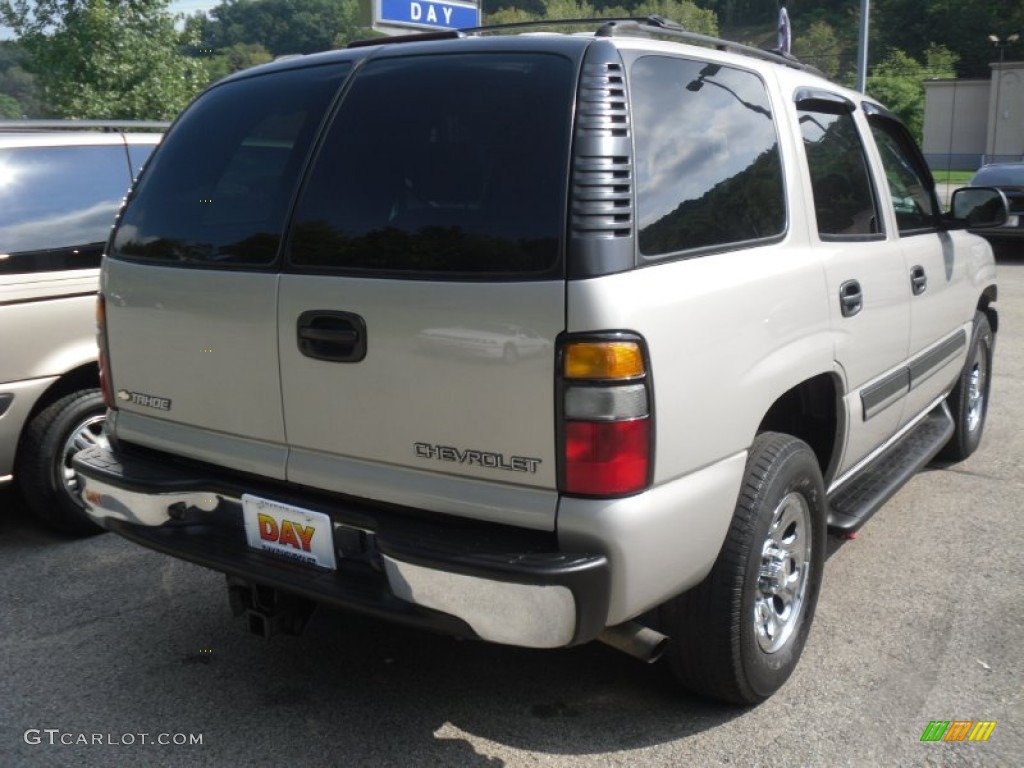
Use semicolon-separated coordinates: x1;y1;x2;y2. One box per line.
755;491;812;654
60;414;107;499
966;345;988;434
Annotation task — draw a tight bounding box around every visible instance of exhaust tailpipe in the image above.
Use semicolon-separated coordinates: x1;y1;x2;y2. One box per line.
598;621;669;664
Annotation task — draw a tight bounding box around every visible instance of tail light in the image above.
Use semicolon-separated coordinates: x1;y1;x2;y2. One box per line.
558;335;653;497
96;295;114;408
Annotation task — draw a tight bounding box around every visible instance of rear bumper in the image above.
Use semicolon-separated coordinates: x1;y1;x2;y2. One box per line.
73;444;609;649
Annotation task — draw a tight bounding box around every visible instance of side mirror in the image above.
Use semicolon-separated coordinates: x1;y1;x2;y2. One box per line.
948;187;1009;229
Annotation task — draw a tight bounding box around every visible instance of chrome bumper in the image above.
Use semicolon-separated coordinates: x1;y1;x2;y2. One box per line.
74;449;608;649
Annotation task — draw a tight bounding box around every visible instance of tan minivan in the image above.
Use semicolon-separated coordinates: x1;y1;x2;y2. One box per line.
0;122;161;534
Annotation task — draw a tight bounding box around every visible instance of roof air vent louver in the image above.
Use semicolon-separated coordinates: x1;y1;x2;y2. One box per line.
569;41;636;278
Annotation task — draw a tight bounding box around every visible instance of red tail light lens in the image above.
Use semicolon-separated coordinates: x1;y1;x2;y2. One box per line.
96;295;114;408
565;419;650;496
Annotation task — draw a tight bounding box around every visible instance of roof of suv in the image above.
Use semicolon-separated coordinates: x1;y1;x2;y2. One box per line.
213;17;823;85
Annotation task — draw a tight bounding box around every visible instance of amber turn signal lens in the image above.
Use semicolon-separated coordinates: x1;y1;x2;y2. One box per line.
564;341;645;380
95;294;106;328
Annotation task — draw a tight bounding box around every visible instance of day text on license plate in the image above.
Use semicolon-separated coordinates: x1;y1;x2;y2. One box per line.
242;494;337;570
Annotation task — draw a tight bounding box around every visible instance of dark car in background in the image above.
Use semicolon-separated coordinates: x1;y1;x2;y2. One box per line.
967;163;1024;254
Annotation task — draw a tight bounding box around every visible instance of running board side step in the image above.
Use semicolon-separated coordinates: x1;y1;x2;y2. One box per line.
827;403;954;533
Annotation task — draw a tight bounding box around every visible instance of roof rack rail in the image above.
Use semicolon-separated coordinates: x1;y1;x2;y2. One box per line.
593;17;822;75
346;16;822;76
0;119;170;132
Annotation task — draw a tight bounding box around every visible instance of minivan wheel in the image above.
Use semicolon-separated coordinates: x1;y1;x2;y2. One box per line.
658;432;826;705
938;311;993;462
16;390;107;536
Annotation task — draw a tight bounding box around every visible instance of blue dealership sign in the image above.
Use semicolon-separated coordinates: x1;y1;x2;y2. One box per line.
377;0;480;32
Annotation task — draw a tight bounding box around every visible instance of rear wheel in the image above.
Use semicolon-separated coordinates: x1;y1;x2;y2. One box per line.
16;390;107;536
659;432;826;704
939;311;993;462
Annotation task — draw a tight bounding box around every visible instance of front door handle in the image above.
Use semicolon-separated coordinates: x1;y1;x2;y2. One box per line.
297;311;367;362
839;279;863;318
910;265;927;296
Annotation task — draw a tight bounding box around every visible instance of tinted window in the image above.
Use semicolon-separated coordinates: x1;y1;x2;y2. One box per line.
0;145;131;274
798;107;881;238
288;53;574;276
868;118;937;233
632;56;785;258
113;63;350;267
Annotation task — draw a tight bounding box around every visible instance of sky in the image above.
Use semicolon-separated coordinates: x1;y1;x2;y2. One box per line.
169;1;220;16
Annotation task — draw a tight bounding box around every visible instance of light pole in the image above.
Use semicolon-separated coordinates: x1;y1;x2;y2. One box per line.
988;33;1020;162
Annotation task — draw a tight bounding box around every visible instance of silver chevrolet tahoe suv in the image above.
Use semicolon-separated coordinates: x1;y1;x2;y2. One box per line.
1;122;162;534
73;19;1007;704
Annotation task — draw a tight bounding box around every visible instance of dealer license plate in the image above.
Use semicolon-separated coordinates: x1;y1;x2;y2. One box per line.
242;494;337;570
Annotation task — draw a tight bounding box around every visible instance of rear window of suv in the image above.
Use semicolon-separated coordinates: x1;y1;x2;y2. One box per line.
112;63;351;267
287;53;574;278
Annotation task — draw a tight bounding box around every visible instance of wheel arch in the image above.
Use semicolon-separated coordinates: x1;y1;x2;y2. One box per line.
978;285;998;334
16;363;100;455
756;372;842;486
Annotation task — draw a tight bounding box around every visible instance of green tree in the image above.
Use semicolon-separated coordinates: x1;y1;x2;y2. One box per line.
0;91;21;117
0;0;205;119
485;0;715;33
867;45;957;142
631;0;717;34
485;7;540;25
793;20;841;80
874;0;1024;78
200;0;363;56
200;41;274;84
0;41;44;116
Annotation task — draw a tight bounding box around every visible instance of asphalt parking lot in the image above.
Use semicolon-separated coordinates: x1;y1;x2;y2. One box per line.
1;257;1021;768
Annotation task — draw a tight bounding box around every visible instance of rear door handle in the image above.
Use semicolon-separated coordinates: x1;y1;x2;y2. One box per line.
839;279;862;318
297;311;367;362
910;265;927;295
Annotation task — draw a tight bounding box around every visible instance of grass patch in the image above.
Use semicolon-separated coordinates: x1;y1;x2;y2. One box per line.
932;170;975;185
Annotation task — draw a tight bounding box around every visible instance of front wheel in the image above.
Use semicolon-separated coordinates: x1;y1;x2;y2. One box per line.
16;390;108;536
939;311;993;462
659;432;826;705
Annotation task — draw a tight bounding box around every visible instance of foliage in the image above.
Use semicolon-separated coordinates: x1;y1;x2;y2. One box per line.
873;0;1024;78
793;20;840;80
867;45;958;142
484;0;715;34
0;0;205;119
0;91;21;117
198;42;274;84
0;41;43;117
197;0;363;56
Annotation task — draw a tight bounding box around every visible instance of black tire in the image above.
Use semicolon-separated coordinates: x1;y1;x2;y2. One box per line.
16;389;107;536
658;432;826;705
939;311;994;462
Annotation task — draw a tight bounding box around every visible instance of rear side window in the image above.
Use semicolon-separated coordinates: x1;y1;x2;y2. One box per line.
0;145;132;274
798;106;882;239
631;56;785;258
112;63;350;267
287;53;574;277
